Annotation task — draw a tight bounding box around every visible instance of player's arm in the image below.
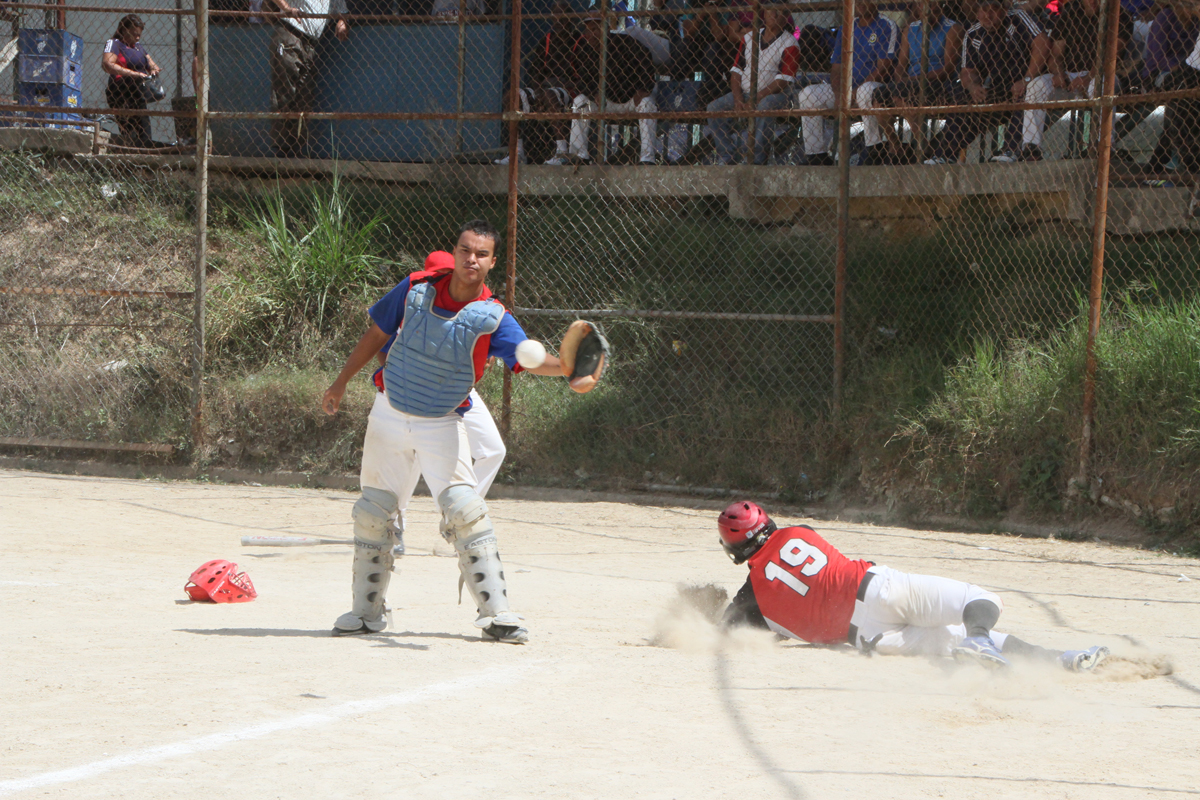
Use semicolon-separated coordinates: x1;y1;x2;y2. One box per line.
322;323;390;415
722;579;769;630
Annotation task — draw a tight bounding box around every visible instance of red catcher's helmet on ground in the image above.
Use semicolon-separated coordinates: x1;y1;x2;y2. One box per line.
184;560;257;603
717;501;777;564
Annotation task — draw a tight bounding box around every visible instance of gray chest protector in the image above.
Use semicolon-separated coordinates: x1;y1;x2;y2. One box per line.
382;280;504;418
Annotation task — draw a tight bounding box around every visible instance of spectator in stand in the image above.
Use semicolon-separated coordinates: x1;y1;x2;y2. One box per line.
268;0;350;158
1157;14;1200;173
674;0;742;108
559;11;658;165
1142;1;1199;172
1014;0;1058;30
102;14;161;149
497;0;577;165
794;0;899;166
1024;0;1134;158
702;6;799;164
872;0;964;162
924;0;1049;164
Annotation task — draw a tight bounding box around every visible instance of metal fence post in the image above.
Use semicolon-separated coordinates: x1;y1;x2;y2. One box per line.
745;1;760;165
456;0;467;153
1077;0;1122;485
598;0;609;163
191;0;210;452
501;0;522;439
833;0;854;412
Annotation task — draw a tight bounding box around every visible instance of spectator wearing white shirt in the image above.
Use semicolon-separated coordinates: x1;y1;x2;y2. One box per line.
269;0;350;157
704;7;799;164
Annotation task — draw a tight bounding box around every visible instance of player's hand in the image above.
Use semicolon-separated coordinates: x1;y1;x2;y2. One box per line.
1052;72;1067;89
1011;79;1026;101
968;85;986;104
1069;75;1090;93
322;384;345;416
335;19;349;41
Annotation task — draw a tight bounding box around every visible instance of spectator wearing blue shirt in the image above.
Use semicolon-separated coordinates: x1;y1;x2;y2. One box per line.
794;0;899;165
871;1;964;162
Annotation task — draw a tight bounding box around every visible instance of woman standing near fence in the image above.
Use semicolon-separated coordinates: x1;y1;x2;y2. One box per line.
101;14;160;148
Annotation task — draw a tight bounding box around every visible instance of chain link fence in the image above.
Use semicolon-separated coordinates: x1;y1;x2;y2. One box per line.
1;0;1198;519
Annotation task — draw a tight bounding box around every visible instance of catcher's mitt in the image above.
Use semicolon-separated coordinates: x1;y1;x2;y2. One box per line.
559;320;609;394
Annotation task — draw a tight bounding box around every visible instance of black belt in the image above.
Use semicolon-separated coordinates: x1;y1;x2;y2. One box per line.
845;569;876;647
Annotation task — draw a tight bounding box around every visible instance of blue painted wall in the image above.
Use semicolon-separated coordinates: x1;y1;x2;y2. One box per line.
208;22;505;161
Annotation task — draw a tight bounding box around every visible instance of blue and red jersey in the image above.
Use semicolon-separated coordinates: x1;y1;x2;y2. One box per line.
368;266;527;415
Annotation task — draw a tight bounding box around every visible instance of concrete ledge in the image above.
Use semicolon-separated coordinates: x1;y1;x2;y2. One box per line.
3;134;1194;233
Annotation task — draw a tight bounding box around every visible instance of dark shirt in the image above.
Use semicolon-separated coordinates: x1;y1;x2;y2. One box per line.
530;23;576;88
1143;6;1199;76
1052;0;1133;73
962;9;1041;92
572;31;656;103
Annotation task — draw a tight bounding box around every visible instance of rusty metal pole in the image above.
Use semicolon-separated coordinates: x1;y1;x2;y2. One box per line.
917;0;929;157
598;0;609;163
501;0;523;439
1077;0;1121;485
745;1;760;164
456;0;466;153
191;0;210;452
833;0;854;412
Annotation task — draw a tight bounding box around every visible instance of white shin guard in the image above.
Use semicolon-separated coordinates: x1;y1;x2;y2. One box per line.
438;485;514;628
336;486;398;633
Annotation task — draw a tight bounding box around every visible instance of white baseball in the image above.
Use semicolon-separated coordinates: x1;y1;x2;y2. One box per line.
515;339;546;369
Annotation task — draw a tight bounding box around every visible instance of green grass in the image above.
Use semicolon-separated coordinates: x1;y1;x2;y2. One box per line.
898;294;1200;526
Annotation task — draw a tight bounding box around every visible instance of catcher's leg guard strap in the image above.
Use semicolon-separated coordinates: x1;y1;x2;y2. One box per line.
337;486;398;633
438;485;513;626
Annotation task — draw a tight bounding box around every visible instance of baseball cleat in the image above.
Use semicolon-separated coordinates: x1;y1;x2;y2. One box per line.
331;612;387;637
1060;646;1109;672
482;623;529;644
953;635;1011;669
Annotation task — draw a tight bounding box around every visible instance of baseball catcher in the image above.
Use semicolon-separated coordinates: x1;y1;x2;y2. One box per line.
321;220;608;644
717;501;1109;671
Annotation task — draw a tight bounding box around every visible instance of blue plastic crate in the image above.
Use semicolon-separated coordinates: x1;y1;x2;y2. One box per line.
18;83;82;125
18;29;84;62
18;55;83;90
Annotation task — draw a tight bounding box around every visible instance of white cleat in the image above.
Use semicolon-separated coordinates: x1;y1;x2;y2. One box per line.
482;622;529;644
1060;646;1109;672
953;635;1010;669
332;611;389;637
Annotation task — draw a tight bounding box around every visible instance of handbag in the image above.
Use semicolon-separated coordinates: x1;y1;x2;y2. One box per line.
141;74;167;103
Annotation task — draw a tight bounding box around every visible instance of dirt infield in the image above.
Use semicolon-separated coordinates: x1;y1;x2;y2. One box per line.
2;469;1198;799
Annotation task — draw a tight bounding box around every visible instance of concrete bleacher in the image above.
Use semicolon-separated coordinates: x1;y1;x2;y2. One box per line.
1;127;1194;236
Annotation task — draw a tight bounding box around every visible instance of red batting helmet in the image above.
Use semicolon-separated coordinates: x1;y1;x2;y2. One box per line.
717;501;777;564
184;560;257;603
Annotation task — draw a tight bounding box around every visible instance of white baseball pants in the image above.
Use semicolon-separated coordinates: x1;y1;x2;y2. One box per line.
360;391;476;512
793;81;886;155
569;93;658;163
1023;71;1097;147
848;565;1008;657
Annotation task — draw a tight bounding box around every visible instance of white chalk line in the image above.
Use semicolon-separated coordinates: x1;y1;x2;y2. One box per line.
0;662;541;798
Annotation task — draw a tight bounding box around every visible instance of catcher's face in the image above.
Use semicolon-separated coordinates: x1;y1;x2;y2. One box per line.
453;231;497;287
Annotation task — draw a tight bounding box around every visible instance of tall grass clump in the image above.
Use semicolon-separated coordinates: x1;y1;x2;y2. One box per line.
898;294;1200;517
209;169;396;363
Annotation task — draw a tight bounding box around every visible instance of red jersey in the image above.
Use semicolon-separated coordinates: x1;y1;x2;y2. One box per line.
746;526;872;644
